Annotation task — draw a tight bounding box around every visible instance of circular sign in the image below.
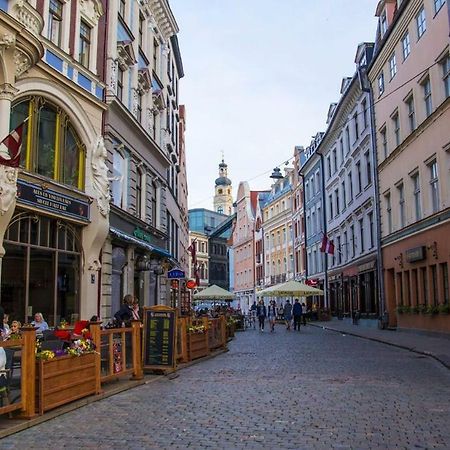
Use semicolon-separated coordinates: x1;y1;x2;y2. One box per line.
186;279;197;289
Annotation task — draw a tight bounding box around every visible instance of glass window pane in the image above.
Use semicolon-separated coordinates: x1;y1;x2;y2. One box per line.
57;253;80;324
37;106;57;178
10;100;30;168
62;127;80;187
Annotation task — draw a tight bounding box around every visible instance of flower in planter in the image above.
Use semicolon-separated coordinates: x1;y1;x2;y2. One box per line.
438;304;450;314
187;325;206;334
67;337;95;357
36;350;55;361
425;305;439;315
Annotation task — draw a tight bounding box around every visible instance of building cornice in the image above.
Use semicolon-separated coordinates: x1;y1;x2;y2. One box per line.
147;0;179;41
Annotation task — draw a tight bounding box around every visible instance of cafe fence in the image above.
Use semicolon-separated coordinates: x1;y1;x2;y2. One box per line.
90;321;143;386
176;317;189;363
207;317;226;350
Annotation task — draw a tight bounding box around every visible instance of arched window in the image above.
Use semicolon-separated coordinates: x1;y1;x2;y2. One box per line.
217;206;223;214
218;189;223;194
10;97;85;190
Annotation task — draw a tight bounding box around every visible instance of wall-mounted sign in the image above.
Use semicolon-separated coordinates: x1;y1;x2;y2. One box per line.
167;269;185;279
17;179;90;222
406;246;426;263
133;227;155;244
143;306;176;372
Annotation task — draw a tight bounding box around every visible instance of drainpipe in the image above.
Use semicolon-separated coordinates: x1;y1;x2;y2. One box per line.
362;72;386;324
299;173;308;281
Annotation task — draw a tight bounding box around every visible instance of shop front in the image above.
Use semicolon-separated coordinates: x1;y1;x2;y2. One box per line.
1;175;91;326
105;207;170;319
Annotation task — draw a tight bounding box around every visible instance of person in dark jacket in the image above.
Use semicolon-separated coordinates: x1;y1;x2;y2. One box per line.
292;299;303;331
256;300;267;332
114;294;134;326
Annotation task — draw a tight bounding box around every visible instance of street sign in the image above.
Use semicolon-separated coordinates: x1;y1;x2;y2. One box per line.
186;279;197;289
167;269;185;279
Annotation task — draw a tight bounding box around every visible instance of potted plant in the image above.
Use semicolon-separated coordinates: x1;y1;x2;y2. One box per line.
425;305;439;315
438;304;450;315
396;305;411;314
187;324;209;361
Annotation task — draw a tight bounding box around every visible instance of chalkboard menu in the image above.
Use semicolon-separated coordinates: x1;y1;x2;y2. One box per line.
143;306;177;371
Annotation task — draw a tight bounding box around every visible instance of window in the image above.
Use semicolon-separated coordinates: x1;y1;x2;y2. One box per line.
326;156;331;179
429;160;439;213
422;267;428;305
412;172;421;221
342;180;346;209
385;192;392;234
380;11;387;36
10;98;85;189
365;151;372;186
336;236;341;265
332;149;337;174
339;138;344;164
402;32;411;60
48;0;63;46
315;172;320;193
136;169;144;219
311;212;315;234
392;112;400;147
380;127;388;159
398;183;405;228
335;188;340;215
139;13;144;48
434;0;445;13
389;53;397;79
350;224;355;257
356;161;362;194
416;6;426;39
353;112;359;141
431;265;438;306
79;20;91;68
117;67;124;101
406;96;416;132
119;0;126;18
345;127;350;153
368;212;374;249
137;91;143;123
343;231;348;262
423;77;432;118
378;72;385;95
348;171;353;201
442;55;450;98
361;99;368;129
112;150;127;208
329;194;333;219
153;38;159;72
359;218;364;253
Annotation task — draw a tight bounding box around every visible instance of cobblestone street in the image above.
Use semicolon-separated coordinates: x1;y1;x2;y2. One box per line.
2;325;450;449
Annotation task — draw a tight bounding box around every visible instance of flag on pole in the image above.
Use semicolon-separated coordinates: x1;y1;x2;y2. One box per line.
320;234;335;255
187;239;197;264
0;119;28;168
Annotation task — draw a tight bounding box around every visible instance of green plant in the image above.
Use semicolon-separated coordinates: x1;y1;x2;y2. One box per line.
425;305;439;315
396;305;411;314
438;304;450;315
411;305;421;314
416;304;427;314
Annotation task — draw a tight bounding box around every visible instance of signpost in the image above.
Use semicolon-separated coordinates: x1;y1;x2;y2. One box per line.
143;305;177;373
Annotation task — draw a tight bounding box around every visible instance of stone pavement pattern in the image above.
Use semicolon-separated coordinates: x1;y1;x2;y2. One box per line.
2;325;450;449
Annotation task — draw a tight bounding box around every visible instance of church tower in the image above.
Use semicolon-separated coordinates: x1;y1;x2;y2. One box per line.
213;158;233;215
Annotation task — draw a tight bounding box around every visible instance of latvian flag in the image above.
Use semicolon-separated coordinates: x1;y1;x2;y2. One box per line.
0;120;27;168
320;234;335;255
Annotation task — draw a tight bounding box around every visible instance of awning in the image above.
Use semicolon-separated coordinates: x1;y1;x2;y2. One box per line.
109;227;171;258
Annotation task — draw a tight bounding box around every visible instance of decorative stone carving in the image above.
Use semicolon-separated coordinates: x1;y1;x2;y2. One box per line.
109;59;117;93
13;49;32;77
12;0;44;36
88;259;101;271
91;136;111;217
0;33;16;50
79;0;103;27
0;83;19;101
131;88;139;117
146;108;154;132
0;166;19;216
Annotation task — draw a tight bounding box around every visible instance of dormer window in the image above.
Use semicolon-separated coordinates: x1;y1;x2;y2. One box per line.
380;11;387;36
48;0;63;46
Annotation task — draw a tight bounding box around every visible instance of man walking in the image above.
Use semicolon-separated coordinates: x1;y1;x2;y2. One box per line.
283;300;292;331
256;300;266;332
293;299;303;331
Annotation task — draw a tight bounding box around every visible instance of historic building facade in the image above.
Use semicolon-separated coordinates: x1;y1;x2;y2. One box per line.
300;133;326;307
320;43;379;324
0;0;109;324
369;0;450;332
262;170;295;292
101;0;184;318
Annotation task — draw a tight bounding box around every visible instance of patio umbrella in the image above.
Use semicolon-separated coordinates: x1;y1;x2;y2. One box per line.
192;284;235;301
257;280;324;297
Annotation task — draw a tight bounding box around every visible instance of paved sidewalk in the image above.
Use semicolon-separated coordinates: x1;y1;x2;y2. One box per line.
309;320;450;369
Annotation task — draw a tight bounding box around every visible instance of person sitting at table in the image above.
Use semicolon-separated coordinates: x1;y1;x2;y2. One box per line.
32;312;49;335
114;295;134;326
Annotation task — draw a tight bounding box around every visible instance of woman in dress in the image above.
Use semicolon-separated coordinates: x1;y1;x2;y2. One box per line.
267;300;277;333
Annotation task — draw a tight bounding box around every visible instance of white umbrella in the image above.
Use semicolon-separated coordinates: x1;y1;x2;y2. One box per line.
257;280;324;297
192;284;235;301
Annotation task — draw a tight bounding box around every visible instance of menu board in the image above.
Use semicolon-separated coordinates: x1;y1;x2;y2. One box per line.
143;306;177;371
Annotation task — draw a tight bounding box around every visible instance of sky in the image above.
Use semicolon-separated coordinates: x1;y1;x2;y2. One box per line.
169;0;379;210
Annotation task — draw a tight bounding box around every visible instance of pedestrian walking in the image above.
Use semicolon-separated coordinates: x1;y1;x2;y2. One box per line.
302;303;308;326
283;300;292;331
256;300;266;332
267;300;277;332
292;299;303;331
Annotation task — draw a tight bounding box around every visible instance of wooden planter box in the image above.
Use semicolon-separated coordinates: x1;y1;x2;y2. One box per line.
36;352;97;415
188;332;209;361
226;323;235;339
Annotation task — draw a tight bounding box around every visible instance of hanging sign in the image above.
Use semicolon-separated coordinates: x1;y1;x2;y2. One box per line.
143;305;177;371
167;269;186;279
